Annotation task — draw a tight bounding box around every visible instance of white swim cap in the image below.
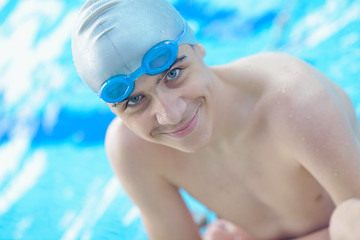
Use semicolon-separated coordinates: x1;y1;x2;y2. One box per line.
71;0;197;94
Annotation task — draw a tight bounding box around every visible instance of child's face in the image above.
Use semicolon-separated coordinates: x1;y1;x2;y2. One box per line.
107;44;215;152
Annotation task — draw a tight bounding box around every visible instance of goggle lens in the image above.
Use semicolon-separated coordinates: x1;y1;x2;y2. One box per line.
99;23;188;103
145;40;178;74
99;76;134;103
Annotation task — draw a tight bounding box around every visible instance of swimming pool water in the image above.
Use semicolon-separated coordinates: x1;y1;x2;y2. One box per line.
0;0;359;239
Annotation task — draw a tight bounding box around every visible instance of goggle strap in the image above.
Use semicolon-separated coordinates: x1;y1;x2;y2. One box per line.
175;22;187;43
130;65;146;80
178;22;197;46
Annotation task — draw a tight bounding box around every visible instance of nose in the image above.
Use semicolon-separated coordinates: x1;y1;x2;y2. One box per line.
154;92;186;125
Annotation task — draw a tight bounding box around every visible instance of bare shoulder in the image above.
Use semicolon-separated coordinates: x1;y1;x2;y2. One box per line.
105;117;165;178
214;52;317;92
230;53;359;160
250;53;360;201
219;52;307;72
222;52;339;118
105;117;182;190
104;117;175;206
104;118;200;239
257;52;358;128
105;118;178;199
105;117;137;171
219;52;358;130
243;51;304;64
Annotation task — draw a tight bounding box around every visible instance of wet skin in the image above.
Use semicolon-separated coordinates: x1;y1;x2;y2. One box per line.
105;45;360;240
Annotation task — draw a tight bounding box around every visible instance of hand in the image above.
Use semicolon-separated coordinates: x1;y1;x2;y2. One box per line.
203;219;254;240
329;198;360;240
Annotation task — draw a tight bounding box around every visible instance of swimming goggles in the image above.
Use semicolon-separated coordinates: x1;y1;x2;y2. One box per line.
98;23;189;103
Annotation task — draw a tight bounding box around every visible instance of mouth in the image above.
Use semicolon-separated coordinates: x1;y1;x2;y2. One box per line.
165;108;199;138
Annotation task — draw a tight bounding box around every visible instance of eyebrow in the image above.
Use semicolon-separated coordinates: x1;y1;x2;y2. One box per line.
171;55;187;67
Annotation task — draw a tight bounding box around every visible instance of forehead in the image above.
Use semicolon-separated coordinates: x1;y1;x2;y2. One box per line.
179;44;196;56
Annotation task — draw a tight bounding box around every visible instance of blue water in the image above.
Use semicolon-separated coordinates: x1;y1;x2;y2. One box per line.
0;0;359;239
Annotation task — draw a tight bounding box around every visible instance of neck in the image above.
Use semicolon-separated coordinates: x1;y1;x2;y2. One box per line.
200;69;261;156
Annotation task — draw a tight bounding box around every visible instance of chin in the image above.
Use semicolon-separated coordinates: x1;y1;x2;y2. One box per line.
166;127;213;153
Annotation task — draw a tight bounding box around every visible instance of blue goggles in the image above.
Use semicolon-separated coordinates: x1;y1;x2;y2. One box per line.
98;24;188;103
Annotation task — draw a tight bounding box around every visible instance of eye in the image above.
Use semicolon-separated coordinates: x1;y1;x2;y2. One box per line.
166;68;180;81
126;95;143;107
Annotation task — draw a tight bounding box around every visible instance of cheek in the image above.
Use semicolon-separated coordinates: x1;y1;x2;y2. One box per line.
124;114;153;136
187;75;211;96
189;66;212;86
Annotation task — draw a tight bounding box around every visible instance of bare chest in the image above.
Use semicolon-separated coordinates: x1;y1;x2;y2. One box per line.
164;142;335;239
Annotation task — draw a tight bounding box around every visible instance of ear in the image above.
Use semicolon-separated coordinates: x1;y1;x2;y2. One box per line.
194;44;206;58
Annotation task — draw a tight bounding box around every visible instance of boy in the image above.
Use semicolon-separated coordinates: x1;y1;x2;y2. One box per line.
71;0;360;239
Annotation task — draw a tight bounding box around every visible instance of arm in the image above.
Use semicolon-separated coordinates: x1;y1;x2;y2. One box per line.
297;198;360;240
329;198;360;240
203;219;255;240
291;228;329;240
105;118;201;240
271;56;360;239
271;55;360;203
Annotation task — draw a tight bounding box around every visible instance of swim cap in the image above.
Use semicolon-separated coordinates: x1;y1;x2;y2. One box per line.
71;0;197;94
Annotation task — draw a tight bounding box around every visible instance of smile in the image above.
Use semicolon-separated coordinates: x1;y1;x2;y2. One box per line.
166;108;199;138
